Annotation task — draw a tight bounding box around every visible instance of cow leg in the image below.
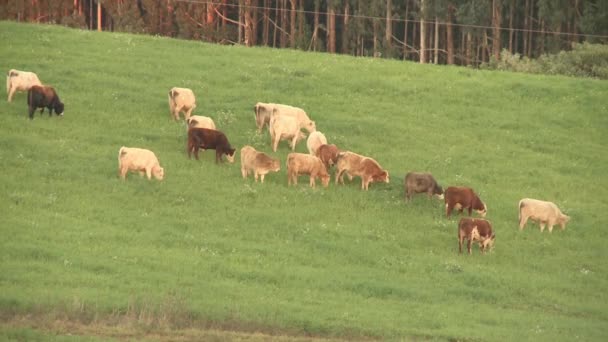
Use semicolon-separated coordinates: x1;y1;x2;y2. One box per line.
458;237;463;254
8;87;15;102
260;174;265;183
290;135;298;151
28;106;35;119
539;222;546;232
548;220;555;233
215;151;221;164
519;215;528;230
145;168;152;180
446;203;452;217
467;239;472;254
309;175;315;188
254;171;259;182
47;106;53;116
119;166;128;180
272;133;280;152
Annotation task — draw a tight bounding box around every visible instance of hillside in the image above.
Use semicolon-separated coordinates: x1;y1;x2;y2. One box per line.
1;22;607;341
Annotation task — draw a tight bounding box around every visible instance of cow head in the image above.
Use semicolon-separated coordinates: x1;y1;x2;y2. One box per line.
270;159;281;172
480;233;496;252
152;166;165;181
373;170;389;183
55;102;65;116
434;184;444;200
225;149;236;163
475;200;487;217
320;173;330;188
559;214;570;230
303;120;316;133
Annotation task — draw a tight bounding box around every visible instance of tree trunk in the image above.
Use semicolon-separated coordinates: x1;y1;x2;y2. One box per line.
446;3;454;64
539;18;545;55
327;3;336;53
342;2;350;54
290;0;296;47
403;0;409;60
523;0;529;56
373;18;378;57
527;0;534;57
238;1;243;44
97;1;101;31
386;0;392;50
492;0;502;60
273;0;278;47
252;0;258;46
419;0;426;63
244;0;254;46
466;31;472;66
263;0;269;45
508;0;514;53
312;0;319;51
434;16;439;64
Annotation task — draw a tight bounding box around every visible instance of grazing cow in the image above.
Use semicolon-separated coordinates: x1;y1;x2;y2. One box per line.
404;172;444;202
187;127;235;163
240;145;281;183
27;85;64;119
269;114;306;152
306;131;328;156
168;87;196;120
444;186;487;218
7;69;42;102
316;144;340;169
518;198;570;232
254;102;316;133
186;115;216;130
458;218;496;254
287;153;330;188
335;151;389;190
118;147;164;181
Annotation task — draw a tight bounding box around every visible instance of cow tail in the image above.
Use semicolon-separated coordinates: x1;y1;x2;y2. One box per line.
168;89;176;109
6;72;10;94
118;146;127;162
518;200;525;220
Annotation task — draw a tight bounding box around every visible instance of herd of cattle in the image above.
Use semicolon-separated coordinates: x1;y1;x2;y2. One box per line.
7;69;571;255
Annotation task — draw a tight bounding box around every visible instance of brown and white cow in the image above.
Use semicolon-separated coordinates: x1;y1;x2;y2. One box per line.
118;146;164;181
269;114;306;152
458;218;495;254
286;153;330;188
240;145;281;183
306;131;328;156
316;144;340;169
254;102;316;133
168;87;196;120
518;198;570;232
444;186;487;218
187;127;236;163
186;115;216;130
27;85;64;119
404;172;444;202
7;69;42;102
335;151;389;190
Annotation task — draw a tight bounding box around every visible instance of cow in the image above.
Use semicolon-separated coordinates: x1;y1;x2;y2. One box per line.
254;102;316;133
306;131;328;156
240;145;281;183
518;198;570;232
458;218;496;254
269;114;306;152
287;153;330;188
187;127;235;163
7;69;42;102
27;85;64;119
444;186;487;218
404;172;444;202
315;144;340;169
335;151;389;190
168;87;196;121
117;146;164;181
186;115;216;130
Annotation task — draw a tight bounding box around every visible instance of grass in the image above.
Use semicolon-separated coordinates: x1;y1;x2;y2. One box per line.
1;21;607;341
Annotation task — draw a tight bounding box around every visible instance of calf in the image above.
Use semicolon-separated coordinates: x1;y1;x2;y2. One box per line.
458;218;496;254
444;186;487;218
404;172;444;202
186;115;216;130
7;69;42;102
168;87;196;120
118;147;164;181
316;144;340;169
269;114;306;152
187;127;236;163
519;198;570;232
306;131;328;156
27;85;64;119
335;151;389;190
240;145;281;183
287;153;330;188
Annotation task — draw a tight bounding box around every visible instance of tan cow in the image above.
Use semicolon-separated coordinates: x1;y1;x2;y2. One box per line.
306;131;328;156
186;115;216;130
335;151;389;190
240;145;281;183
316;144;340;169
118;147;164;181
168;87;196;120
518;198;570;232
269;114;306;152
287;153;330;188
254;102;316;133
7;69;42;102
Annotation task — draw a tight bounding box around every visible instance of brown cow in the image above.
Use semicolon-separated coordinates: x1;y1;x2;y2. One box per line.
287;153;330;188
27;85;64;119
444;186;487;218
187;127;235;163
335;151;389;190
240;145;281;183
518;198;570;232
118;147;164;181
316;144;340;169
458;218;496;254
404;172;444;202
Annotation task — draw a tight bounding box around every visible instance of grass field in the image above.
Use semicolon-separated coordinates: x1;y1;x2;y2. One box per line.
1;21;607;341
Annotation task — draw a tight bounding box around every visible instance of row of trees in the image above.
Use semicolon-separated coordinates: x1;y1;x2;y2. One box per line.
2;0;607;66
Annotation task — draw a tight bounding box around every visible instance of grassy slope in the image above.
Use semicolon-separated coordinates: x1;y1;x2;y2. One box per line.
0;22;607;341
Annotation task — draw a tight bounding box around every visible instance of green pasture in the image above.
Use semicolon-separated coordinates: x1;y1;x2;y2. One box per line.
0;22;607;341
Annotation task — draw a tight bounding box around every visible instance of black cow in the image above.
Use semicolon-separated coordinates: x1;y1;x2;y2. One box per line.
187;127;236;163
27;85;64;119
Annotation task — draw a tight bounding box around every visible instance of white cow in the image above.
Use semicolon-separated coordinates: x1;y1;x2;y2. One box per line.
306;131;328;156
518;198;570;232
6;69;42;102
118;147;164;181
168;87;196;120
